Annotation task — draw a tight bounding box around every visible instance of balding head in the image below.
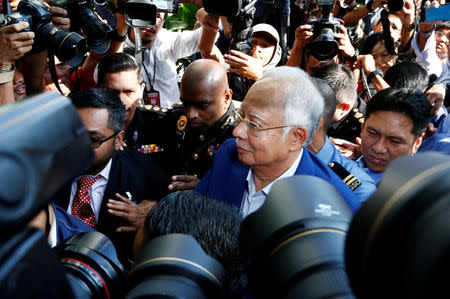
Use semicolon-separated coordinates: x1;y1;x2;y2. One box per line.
180;59;232;132
181;59;229;93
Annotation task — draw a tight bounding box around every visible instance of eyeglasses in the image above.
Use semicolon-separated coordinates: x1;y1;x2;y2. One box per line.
90;131;120;149
233;108;291;137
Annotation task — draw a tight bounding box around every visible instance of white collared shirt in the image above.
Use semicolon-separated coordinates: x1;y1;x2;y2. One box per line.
68;159;112;220
124;27;203;108
240;149;303;217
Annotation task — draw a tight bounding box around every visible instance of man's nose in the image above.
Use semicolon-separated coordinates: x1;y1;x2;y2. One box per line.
186;106;199;119
233;121;246;139
120;94;133;109
371;138;388;154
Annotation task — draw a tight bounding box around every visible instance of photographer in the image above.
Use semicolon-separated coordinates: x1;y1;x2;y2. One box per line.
412;1;449;108
123;7;220;108
286;23;357;74
199;11;281;101
0;21;34;104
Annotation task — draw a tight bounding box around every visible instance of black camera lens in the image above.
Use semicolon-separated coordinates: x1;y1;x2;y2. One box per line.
126;234;228;299
54;231;126;299
345;152;450;299
309;27;339;61
78;8;114;54
36;23;87;67
240;175;354;299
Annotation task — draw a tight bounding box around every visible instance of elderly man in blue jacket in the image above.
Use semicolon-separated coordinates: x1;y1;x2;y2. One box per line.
195;66;361;217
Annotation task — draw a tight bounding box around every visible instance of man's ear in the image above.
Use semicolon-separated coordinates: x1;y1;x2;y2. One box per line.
288;126;309;151
341;103;351;112
412;132;425;154
114;130;125;150
224;88;233;108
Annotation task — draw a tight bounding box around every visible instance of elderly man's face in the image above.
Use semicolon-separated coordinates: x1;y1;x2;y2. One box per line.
233;80;291;167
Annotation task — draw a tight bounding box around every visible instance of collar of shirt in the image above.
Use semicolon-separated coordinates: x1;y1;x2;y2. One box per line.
69;159;112;220
356;156;384;184
241;149;303;217
48;205;57;248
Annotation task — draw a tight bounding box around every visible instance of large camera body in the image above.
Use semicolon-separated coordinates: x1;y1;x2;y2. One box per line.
0;0;86;67
110;0;178;28
307;0;341;61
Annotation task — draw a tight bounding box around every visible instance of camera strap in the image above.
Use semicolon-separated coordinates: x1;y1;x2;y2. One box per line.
48;51;64;95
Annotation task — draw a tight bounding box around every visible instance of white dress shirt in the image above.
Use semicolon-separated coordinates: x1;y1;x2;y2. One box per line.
240;149;303;217
124;27;203;108
68;159;112;220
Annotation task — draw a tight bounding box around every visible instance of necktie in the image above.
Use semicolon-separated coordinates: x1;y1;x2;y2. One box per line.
72;175;102;227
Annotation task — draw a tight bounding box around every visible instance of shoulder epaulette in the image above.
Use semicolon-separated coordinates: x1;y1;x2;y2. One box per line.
138;103;170;117
328;161;362;191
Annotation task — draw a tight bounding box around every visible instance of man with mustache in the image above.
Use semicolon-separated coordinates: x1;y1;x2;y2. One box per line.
195;66;361;217
125;11;207;108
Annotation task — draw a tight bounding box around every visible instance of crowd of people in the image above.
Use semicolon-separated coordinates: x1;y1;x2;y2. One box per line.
1;0;449;296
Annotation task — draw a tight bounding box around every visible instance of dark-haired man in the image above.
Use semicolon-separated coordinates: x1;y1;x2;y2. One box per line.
133;190;246;298
54;88;170;266
357;88;431;184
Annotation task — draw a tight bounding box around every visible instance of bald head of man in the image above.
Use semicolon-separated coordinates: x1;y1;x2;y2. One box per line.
180;59;232;132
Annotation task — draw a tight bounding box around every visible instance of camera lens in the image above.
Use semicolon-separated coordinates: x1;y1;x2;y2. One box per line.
345;152;450;299
78;8;114;54
240;175;354;299
33;23;86;67
126;234;228;299
309;27;339;61
54;231;126;299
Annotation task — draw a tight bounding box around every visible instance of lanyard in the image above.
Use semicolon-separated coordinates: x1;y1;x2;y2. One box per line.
142;48;157;91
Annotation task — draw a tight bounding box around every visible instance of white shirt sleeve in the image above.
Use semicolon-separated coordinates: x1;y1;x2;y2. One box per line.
411;31;443;78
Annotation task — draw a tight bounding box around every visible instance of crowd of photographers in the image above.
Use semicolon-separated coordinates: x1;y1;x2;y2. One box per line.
1;0;449;297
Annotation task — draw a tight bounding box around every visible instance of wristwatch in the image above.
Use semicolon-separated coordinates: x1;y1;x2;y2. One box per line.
367;69;383;83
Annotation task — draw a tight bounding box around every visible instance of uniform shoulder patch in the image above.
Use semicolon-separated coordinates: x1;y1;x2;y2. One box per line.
328;161;362;191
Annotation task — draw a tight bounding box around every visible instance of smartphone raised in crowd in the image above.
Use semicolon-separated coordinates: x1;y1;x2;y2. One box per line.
421;3;450;22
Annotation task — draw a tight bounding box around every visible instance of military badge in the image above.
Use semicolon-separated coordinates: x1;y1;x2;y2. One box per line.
177;115;187;131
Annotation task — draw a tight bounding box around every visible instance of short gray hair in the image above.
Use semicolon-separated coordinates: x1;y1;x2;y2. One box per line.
262;66;324;146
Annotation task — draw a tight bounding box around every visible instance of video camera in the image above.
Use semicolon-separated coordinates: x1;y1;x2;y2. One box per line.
0;0;87;67
307;0;341;61
99;0;178;28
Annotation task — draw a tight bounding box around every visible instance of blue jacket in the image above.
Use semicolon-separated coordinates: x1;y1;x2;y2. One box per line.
316;137;376;202
53;203;95;245
195;139;361;213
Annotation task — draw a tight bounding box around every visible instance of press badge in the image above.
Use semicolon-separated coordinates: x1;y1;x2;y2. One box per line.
147;89;160;106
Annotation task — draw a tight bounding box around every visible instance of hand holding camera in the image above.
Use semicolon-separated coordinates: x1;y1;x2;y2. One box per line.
225;49;264;81
334;24;357;58
0;22;35;68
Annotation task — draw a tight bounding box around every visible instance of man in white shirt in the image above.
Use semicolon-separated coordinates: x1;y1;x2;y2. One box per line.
125;12;205;108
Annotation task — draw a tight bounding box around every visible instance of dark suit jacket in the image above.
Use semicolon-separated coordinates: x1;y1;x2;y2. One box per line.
195;138;361;213
53;148;171;266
